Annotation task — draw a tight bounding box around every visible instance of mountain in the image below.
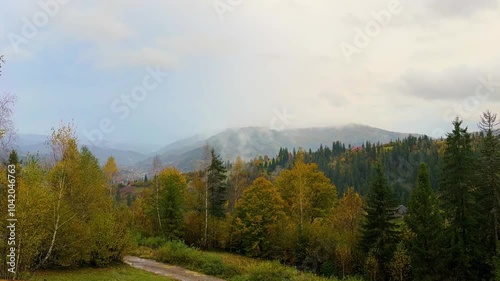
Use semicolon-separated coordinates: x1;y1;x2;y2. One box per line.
283;124;414;149
141;124;421;172
18;124;421;171
18;134;150;167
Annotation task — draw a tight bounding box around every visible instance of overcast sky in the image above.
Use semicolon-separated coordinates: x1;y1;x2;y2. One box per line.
1;0;499;145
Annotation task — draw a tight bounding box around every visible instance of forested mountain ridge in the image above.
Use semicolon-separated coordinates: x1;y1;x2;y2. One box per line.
141;124;419;172
251;134;442;204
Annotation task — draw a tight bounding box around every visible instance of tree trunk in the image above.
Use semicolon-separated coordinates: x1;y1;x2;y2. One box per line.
156;176;162;234
38;174;65;268
204;172;209;249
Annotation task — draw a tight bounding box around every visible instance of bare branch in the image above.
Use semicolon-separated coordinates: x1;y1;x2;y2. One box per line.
478;110;500;133
0;55;5;76
0;92;18;161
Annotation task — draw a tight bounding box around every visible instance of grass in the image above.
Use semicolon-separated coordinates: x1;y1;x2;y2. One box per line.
134;240;364;281
27;264;174;281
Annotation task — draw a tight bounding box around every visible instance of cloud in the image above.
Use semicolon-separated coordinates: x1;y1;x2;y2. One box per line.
398;65;500;101
429;0;497;17
5;0;500;144
318;91;349;107
56;7;132;43
84;47;180;69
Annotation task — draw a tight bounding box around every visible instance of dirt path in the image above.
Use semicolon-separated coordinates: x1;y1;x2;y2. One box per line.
123;256;225;281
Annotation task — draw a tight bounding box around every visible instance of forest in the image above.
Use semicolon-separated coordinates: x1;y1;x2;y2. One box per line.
0;108;499;281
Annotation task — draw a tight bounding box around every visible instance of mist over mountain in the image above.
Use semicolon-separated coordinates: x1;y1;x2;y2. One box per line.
18;134;152;167
18;124;421;170
140;124;421;172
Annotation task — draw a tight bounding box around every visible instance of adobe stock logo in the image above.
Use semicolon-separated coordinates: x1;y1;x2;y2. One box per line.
8;0;70;53
340;0;403;63
442;74;499;121
82;66;169;146
430;74;499;139
212;0;243;21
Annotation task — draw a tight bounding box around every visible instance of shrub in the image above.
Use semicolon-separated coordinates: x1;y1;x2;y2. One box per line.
154;241;233;277
244;261;294;281
140;236;168;249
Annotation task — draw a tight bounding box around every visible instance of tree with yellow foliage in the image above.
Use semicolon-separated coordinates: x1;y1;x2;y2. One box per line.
275;150;337;227
103;156;118;195
157;167;187;240
232;177;285;257
331;187;364;277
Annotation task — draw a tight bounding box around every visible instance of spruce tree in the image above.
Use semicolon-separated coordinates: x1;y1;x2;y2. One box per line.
207;148;227;218
439;118;480;279
477;110;500;276
405;162;443;280
359;163;399;280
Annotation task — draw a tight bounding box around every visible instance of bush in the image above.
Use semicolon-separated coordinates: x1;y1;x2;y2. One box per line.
139;236;168;249
319;260;335;277
154;241;233;277
151;242;362;281
244;261;294;281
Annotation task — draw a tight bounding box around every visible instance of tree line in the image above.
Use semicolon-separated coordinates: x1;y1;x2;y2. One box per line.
0;124;133;279
130;111;500;280
0;96;499;280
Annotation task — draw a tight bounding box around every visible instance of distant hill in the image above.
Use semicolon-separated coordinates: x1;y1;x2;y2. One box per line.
140;124;420;172
18;124;421;171
18;134;150;167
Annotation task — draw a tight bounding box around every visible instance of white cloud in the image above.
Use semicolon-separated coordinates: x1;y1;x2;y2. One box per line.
5;0;500;142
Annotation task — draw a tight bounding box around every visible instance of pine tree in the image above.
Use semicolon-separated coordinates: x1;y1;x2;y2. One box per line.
439;118;480;279
359;163;398;280
405;162;443;280
207;148;227;218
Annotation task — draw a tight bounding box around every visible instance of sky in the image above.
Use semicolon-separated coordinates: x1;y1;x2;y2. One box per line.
1;0;500;146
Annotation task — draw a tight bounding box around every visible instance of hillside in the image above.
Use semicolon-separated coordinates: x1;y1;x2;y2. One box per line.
141;124;420;172
18;134;150;167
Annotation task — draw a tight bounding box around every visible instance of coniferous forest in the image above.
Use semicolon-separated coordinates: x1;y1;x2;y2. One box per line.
1;107;500;280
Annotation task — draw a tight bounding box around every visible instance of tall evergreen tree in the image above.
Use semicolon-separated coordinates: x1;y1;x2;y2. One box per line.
359;163;399;280
405;162;443;280
477;110;500;275
439;118;481;279
207;148;227;218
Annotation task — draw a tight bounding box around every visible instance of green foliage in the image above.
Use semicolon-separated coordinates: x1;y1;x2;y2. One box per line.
439;118;482;279
319;260;335;277
151;242;360;281
31;265;176;281
157;167;187;240
154;241;236;277
207;148;228;218
138;236;168;249
330;187;365;277
405;162;443;280
0;124;133;277
494;245;500;281
275;150;337;226
389;242;410;281
240;261;294;281
359;163;399;280
232;177;286;257
477;110;500;276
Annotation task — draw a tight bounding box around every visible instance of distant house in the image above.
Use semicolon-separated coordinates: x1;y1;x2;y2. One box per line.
394;205;408;218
